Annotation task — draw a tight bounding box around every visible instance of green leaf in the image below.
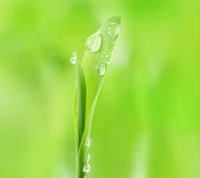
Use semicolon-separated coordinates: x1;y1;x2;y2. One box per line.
81;15;121;144
73;16;121;178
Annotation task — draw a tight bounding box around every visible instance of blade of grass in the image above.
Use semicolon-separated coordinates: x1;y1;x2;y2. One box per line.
73;60;87;172
73;16;121;178
73;61;87;178
76;61;87;146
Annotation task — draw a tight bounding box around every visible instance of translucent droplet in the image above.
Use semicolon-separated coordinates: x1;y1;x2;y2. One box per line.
72;52;77;56
70;52;77;65
86;31;102;52
107;22;120;37
83;163;91;173
86;137;93;147
86;154;91;162
83;153;91;163
70;57;76;65
99;63;106;76
95;63;106;76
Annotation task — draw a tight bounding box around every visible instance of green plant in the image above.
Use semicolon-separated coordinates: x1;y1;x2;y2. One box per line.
71;16;121;178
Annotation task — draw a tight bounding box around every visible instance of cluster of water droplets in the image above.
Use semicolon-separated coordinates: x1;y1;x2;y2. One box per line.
105;21;119;64
82;137;93;176
105;51;115;64
84;21;120;77
70;52;77;65
82;153;91;173
85;32;106;76
95;48;115;76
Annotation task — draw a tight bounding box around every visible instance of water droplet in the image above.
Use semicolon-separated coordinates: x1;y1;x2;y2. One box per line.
83;163;91;173
99;63;106;76
70;52;77;65
86;154;91;162
86;31;102;52
95;63;106;76
107;22;120;37
83;153;91;162
105;54;111;64
86;137;93;147
72;52;77;56
70;57;76;65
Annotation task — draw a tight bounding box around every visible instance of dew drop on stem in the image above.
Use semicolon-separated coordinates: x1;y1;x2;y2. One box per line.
70;52;77;65
85;154;91;162
70;57;76;65
86;137;93;148
83;163;91;173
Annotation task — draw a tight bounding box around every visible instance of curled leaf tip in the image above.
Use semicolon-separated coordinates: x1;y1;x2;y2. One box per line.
107;15;121;24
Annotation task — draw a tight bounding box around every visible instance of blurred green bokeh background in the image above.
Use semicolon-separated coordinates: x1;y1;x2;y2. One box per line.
0;0;200;178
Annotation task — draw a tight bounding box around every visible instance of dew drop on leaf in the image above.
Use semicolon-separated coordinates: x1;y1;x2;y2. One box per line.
99;63;106;76
86;31;102;52
95;63;106;76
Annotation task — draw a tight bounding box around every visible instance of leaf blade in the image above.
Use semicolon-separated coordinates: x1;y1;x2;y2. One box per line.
78;15;121;178
74;61;87;147
73;16;121;178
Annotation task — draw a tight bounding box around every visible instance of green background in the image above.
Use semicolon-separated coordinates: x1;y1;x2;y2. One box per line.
0;0;200;178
